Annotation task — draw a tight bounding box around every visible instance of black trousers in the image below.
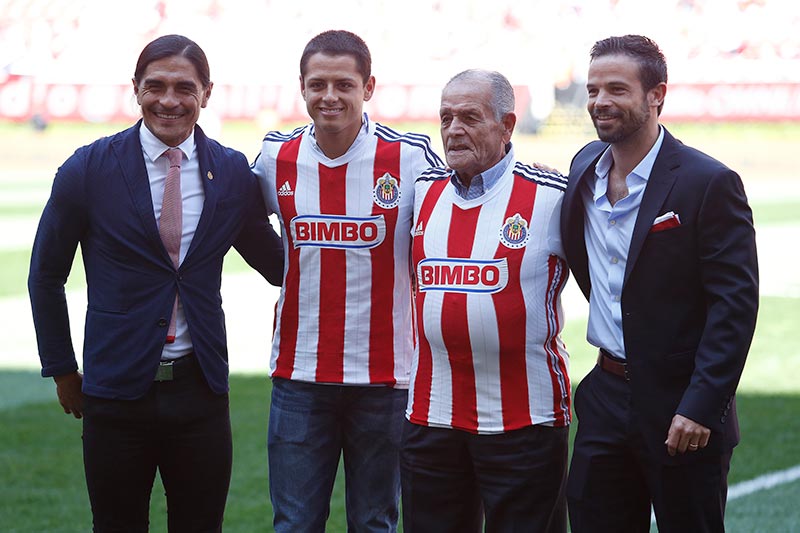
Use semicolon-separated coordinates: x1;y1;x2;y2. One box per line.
567;365;731;533
400;421;569;533
82;356;232;533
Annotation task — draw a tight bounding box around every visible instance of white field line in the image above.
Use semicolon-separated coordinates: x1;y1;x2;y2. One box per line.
651;464;800;524
728;464;800;500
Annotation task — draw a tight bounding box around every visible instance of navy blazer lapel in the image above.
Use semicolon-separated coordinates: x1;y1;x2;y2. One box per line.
183;126;218;265
566;142;608;208
564;141;608;299
112;121;165;250
624;128;680;286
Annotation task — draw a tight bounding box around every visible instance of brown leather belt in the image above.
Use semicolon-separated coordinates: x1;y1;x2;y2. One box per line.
597;349;629;381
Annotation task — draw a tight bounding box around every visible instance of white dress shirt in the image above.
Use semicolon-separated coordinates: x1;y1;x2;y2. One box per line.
140;124;205;360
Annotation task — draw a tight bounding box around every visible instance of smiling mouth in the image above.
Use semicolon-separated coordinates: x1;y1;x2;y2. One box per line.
320;107;344;114
155;112;183;120
592;112;619;122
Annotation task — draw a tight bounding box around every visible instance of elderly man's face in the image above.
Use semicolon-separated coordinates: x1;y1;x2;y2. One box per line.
439;78;513;184
133;55;211;147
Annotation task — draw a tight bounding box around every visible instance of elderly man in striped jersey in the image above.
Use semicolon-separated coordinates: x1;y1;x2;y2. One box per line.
251;30;442;533
401;69;571;533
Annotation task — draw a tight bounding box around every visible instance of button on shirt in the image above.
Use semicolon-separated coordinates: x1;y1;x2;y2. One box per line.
582;126;665;359
451;144;514;200
140;124;205;359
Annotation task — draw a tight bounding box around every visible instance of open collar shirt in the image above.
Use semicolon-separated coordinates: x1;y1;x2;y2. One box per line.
581;126;664;359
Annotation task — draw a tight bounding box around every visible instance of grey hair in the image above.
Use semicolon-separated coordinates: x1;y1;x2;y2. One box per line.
445;69;515;121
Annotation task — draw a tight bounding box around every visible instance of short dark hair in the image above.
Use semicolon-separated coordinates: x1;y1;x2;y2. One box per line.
590;34;667;113
133;34;211;87
300;30;372;83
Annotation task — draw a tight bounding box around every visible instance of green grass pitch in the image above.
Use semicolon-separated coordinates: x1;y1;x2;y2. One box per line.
1;118;798;531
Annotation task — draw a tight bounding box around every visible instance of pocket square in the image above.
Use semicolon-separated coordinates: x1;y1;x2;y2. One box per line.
650;211;681;233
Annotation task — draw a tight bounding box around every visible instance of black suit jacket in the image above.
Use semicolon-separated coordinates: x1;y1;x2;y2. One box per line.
29;121;284;399
561;127;758;461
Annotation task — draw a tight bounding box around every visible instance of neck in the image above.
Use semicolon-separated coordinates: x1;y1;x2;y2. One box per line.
609;122;660;177
456;172;474;188
455;149;505;188
315;125;361;160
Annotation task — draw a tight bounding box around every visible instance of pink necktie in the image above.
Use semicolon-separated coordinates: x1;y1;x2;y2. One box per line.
159;148;182;343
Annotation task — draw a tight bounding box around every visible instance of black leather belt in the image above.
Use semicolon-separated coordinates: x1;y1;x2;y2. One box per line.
597;349;629;381
154;353;197;382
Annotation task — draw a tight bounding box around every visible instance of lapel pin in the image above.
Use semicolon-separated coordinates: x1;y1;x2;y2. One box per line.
207;171;214;180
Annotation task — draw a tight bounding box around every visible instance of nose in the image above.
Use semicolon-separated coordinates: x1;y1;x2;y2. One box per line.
160;87;180;108
448;117;467;133
592;89;611;108
322;83;337;102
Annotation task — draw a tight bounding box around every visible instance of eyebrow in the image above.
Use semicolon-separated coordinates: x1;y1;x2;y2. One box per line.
441;104;482;114
142;77;199;89
587;79;631;87
306;76;359;83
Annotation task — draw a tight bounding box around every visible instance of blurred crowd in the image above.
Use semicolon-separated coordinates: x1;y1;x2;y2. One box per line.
2;0;798;89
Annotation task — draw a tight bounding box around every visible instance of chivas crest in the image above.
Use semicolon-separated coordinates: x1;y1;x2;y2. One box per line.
499;213;530;249
373;173;401;209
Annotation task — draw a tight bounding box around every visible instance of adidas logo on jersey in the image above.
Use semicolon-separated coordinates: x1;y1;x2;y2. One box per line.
414;221;424;237
277;181;294;196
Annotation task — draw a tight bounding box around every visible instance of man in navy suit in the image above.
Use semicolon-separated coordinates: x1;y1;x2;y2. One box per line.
561;35;758;532
28;34;283;532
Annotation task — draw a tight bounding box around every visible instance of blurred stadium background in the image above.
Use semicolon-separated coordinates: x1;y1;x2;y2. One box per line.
1;0;799;531
2;0;799;130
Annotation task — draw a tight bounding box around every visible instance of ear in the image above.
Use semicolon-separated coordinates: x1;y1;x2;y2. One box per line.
299;75;307;100
501;112;517;144
363;75;376;102
201;82;213;108
132;78;142;105
649;82;667;110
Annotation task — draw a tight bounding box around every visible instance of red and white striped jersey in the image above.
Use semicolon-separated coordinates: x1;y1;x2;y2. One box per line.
252;116;441;387
407;160;571;433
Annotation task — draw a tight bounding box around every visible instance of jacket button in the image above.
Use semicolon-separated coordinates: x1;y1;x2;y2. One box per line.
158;318;168;327
720;415;727;423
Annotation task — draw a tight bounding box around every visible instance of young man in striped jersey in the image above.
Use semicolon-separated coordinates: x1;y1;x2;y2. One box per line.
401;69;570;532
251;30;442;532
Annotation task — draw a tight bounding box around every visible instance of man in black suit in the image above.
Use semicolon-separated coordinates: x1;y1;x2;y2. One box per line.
29;35;283;531
562;35;758;532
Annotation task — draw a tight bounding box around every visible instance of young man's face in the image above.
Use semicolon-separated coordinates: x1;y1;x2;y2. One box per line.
300;53;375;140
133;55;211;147
586;54;662;144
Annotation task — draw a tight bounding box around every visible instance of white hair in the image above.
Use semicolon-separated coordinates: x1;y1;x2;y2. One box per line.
445;69;515;121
